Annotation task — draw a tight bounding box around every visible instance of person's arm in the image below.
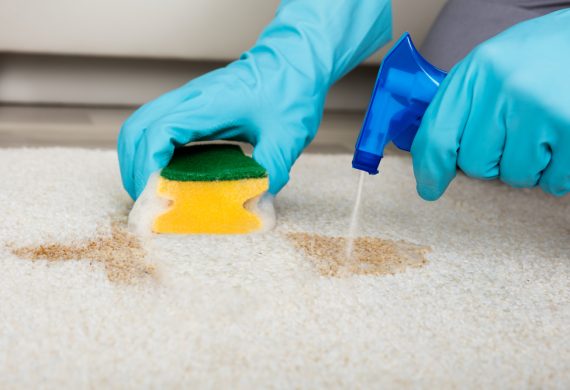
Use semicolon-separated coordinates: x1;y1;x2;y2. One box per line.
412;9;570;199
118;0;392;199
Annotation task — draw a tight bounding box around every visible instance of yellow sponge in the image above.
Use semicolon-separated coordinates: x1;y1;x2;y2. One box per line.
128;144;275;235
154;176;268;234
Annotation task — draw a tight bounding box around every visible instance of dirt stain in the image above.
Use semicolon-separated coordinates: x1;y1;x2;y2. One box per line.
287;232;429;277
11;222;155;284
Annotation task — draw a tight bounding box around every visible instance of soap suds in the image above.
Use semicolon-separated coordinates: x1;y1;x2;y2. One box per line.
11;221;155;284
287;232;429;277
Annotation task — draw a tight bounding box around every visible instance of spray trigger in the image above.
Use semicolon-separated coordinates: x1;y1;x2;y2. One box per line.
352;32;447;174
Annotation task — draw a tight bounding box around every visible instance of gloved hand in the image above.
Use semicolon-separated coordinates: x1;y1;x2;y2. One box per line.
119;0;392;200
412;9;570;200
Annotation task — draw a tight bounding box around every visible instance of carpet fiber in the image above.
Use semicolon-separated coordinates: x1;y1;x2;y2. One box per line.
0;148;568;388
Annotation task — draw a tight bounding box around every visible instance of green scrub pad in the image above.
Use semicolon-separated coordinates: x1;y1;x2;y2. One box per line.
160;144;267;182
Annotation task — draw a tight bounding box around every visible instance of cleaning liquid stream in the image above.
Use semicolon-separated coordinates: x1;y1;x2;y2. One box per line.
345;171;366;260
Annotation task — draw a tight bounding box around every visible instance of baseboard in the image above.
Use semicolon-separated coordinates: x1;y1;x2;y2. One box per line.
0;53;379;111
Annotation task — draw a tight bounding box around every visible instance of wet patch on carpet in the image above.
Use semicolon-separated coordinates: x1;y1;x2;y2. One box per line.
11;221;156;284
287;232;429;277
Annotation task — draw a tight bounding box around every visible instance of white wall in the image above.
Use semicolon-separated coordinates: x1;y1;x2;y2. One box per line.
0;0;446;62
0;0;447;108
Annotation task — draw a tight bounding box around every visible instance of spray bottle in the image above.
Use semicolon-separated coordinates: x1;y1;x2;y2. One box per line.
352;33;447;174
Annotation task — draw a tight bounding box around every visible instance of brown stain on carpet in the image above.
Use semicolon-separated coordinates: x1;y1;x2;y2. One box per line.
287;233;429;277
12;222;155;284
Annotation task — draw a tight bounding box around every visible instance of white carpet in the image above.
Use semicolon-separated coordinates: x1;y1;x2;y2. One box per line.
0;148;568;389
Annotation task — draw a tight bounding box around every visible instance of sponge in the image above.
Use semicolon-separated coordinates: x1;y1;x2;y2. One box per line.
128;144;275;235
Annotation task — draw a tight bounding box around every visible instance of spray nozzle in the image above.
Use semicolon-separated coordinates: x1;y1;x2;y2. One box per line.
352;33;447;174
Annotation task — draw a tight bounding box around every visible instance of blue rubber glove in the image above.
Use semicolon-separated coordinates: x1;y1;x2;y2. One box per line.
119;0;392;199
412;9;570;200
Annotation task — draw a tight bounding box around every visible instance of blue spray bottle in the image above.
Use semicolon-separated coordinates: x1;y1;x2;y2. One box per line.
352;33;447;174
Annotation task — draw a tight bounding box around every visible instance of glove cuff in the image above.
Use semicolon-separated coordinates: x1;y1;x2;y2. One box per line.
244;0;393;88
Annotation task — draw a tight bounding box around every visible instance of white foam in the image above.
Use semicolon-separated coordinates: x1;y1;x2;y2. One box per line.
127;173;170;238
244;192;276;233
